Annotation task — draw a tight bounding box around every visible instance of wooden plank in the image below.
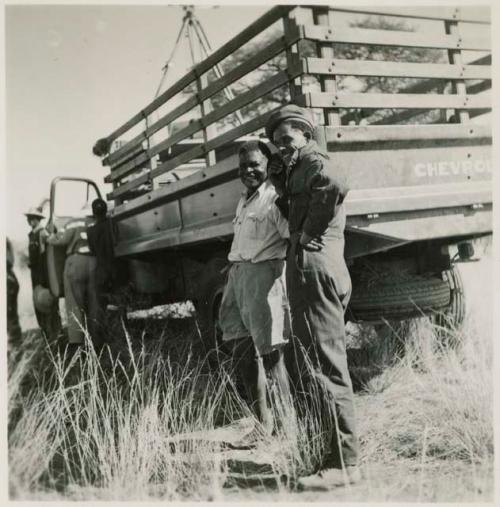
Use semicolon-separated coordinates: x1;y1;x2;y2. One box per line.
105;37;292;167
313;7;340;127
101;6;294;145
111;154;240;219
326;6;490;24
300;24;490;51
298;92;491;110
109;108;280;200
108;66;301;184
323;123;491;145
106;97;198;169
303;58;491;80
446;20;469;123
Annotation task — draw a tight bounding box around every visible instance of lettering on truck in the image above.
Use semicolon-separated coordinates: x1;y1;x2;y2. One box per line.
414;159;491;178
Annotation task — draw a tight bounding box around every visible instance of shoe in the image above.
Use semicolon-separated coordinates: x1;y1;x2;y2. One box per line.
228;426;269;450
297;466;362;491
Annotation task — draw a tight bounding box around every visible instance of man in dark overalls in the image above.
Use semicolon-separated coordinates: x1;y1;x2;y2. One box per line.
25;207;61;340
266;105;360;489
47;209;99;348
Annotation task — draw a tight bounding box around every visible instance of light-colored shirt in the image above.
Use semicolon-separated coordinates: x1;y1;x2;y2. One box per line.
228;180;289;263
47;217;95;256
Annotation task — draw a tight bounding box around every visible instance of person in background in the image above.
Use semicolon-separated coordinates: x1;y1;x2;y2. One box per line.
25;206;61;340
219;140;292;444
87;198;116;347
266;105;361;489
47;207;99;349
6;238;22;347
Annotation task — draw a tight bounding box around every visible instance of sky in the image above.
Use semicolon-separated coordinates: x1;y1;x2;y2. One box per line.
4;3;268;242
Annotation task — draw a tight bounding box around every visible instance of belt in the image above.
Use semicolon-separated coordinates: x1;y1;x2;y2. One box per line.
231;258;285;264
68;252;94;257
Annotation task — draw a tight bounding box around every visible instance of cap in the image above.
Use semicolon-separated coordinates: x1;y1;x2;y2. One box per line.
91;198;108;217
24;207;45;219
265;105;315;141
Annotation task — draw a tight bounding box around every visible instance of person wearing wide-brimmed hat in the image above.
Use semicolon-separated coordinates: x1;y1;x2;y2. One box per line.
266;105;360;489
25;206;62;340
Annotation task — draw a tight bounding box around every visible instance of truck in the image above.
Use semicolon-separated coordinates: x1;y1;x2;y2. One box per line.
45;5;492;345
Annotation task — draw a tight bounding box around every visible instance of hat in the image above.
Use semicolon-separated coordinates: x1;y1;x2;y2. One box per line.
24;207;45;219
33;285;55;314
265;105;315;141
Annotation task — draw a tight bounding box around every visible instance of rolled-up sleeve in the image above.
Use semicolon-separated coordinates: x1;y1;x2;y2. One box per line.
302;158;348;238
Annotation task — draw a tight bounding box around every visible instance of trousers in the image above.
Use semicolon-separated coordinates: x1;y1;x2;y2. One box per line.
286;235;359;468
63;254;98;344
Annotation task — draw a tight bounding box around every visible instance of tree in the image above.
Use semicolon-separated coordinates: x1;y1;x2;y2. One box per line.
181;13;448;131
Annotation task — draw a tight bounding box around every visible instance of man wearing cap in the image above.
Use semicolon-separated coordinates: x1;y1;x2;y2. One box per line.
87;198;116;347
47;208;99;347
25;207;61;340
265;105;360;488
219;140;292;441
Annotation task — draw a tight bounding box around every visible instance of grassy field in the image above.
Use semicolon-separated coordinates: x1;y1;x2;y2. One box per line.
8;245;494;501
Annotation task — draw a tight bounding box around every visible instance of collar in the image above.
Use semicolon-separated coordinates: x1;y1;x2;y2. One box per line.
31;223;45;234
242;180;271;201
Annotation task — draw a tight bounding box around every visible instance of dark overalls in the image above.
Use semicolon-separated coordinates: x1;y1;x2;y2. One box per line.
28;226;61;340
274;140;359;469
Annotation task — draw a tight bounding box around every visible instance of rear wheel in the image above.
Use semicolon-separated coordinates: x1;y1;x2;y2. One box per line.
437;266;466;329
348;275;451;323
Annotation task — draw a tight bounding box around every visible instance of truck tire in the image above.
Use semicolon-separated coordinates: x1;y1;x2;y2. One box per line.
436;266;466;330
348;276;451;322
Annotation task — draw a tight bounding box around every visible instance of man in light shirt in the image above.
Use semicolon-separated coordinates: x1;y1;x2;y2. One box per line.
220;140;291;439
47;208;99;348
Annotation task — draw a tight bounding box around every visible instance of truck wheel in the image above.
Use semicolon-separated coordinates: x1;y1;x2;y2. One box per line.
435;266;466;332
348;276;451;322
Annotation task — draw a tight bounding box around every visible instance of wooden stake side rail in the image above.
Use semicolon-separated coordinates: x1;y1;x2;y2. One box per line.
97;6;490;205
105;34;299;168
107;64;301;186
323;123;491;144
323;6;490;24
302;58;491;80
102;5;294;146
109;123;491;219
108;108;279;200
297;92;491;110
297;24;489;51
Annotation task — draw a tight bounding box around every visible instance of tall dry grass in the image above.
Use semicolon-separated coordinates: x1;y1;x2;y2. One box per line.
8;307;494;500
360;316;493;463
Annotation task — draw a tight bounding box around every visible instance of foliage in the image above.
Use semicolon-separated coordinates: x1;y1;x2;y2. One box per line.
181;14;446;130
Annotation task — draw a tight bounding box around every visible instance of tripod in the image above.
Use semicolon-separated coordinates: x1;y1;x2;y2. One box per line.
154;5;243;126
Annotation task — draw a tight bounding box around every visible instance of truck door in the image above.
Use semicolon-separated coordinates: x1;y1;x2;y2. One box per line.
46;177;102;297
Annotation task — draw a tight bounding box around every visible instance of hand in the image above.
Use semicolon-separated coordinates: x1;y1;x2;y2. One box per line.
300;232;324;252
268;153;285;176
46;233;57;245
